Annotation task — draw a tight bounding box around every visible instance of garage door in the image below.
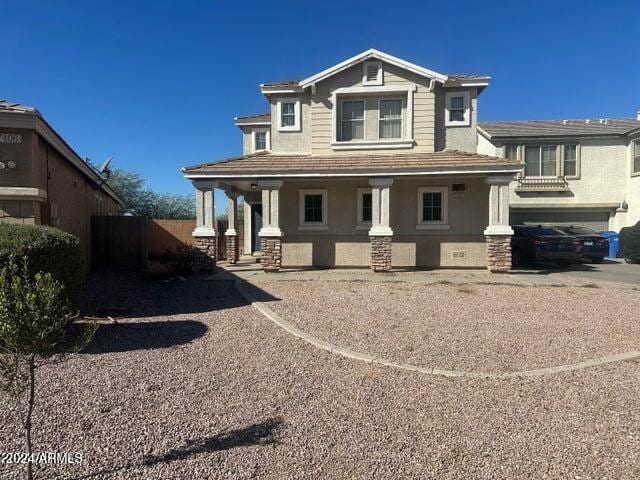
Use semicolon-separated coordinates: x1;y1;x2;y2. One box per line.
510;209;610;232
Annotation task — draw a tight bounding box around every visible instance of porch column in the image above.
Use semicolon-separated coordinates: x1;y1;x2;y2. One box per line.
224;191;240;264
258;180;283;272
369;177;394;272
484;175;514;273
192;180;217;271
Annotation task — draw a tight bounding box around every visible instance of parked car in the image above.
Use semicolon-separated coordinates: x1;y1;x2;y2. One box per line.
619;221;640;264
553;225;608;263
511;225;581;267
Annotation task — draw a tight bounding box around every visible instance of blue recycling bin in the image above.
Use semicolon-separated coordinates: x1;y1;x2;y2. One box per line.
599;231;619;259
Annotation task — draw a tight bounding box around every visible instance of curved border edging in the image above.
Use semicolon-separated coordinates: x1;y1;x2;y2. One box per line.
235;279;640;379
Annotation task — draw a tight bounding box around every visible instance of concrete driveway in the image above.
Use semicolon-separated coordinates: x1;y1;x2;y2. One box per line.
513;258;640;285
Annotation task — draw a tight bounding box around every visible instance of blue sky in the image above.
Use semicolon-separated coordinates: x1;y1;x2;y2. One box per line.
4;0;639;204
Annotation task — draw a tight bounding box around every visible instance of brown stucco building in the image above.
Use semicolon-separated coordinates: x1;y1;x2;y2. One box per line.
0;100;123;266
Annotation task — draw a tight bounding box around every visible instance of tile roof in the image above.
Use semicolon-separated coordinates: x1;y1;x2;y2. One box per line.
260;80;300;87
0;99;40;115
445;74;491;82
479;118;640;139
234;113;271;125
183;150;521;176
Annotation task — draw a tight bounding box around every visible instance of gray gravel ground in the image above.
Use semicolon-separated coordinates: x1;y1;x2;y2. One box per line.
1;271;639;479
256;280;640;373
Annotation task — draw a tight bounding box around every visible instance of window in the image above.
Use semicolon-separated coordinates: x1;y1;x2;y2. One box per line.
252;129;269;152
362;60;382;86
524;145;557;177
416;187;449;228
357;188;372;228
340;100;365;141
504;145;518;161
379;99;402;139
445;91;470;126
298;189;328;229
276;97;300;131
634;140;640;174
563;144;578;177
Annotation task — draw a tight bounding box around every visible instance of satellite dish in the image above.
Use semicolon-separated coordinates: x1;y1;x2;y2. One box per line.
98;156;112;174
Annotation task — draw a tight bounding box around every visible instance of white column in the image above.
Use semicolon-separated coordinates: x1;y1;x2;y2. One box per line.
258;180;283;237
192;180;217;237
225;192;239;236
368;177;394;236
483;175;514;236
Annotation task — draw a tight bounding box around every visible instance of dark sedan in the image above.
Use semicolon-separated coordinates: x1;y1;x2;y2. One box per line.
511;225;581;267
553;225;609;263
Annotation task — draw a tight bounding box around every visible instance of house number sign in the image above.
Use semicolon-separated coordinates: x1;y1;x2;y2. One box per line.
0;133;22;144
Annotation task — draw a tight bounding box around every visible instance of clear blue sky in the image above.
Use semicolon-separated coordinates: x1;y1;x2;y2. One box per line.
4;0;639;203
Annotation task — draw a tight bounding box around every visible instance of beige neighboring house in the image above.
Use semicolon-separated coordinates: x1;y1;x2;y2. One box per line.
182;49;522;272
478;116;640;232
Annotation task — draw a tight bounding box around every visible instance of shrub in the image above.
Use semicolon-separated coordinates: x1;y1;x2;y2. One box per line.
160;245;197;276
0;224;84;309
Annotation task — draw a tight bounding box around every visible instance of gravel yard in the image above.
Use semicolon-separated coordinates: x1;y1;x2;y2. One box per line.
254;280;640;373
0;272;639;479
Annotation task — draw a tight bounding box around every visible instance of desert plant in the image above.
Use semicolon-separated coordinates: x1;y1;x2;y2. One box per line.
160;245;197;276
0;257;95;480
0;224;84;310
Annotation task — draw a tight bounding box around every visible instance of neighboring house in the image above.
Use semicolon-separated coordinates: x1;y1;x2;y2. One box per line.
478;116;640;232
0;100;123;267
182;49;522;272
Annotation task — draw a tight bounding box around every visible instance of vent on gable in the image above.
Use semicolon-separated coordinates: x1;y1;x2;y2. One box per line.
451;250;466;260
362;60;382;86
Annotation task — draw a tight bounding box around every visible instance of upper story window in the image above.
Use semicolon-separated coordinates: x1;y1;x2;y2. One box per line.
298;189;328;230
379;99;402;139
362;61;382;86
340;100;365;141
445;91;470;126
504;145;518;161
524;145;557;177
417;186;449;229
634;139;640;174
276;97;300;131
252;128;270;153
563;144;578;177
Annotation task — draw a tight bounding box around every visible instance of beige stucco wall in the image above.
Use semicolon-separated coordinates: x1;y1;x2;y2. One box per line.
278;177;489;267
625;134;640;226
434;87;478;153
477;132;498;156
270;94;312;154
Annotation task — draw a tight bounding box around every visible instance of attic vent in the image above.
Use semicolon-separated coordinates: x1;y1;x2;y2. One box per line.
362;61;382;86
451;250;466;260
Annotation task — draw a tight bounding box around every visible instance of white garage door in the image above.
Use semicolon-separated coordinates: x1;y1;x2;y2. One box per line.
510;209;611;232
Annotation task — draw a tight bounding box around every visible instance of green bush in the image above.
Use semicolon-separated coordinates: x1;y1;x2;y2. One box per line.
160;245;196;276
0;224;84;309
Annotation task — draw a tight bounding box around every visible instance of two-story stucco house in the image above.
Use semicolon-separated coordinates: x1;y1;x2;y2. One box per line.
478;115;640;232
182;49;522;273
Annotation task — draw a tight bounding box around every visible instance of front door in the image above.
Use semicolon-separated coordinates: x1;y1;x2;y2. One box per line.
251;204;263;253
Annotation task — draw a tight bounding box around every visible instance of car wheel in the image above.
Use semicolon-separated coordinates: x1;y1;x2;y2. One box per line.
591;257;604;264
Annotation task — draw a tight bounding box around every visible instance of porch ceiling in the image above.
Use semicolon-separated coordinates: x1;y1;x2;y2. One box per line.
182;150;522;179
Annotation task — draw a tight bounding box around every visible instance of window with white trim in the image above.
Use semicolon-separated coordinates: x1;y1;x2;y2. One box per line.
357;188;372;227
362;60;382;86
524;145;557;177
503;145;518;161
252;128;270;153
634;140;640;174
563;144;578;177
378;99;402;139
445;91;470;126
417;187;448;227
277;97;300;131
340;100;365;141
298;189;328;229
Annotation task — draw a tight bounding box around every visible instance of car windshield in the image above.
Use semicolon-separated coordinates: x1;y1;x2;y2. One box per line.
562;226;597;235
526;227;567;236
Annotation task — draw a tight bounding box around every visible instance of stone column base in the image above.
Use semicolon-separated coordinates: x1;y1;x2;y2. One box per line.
194;236;217;271
371;236;392;272
260;237;282;272
225;235;239;264
486;235;512;273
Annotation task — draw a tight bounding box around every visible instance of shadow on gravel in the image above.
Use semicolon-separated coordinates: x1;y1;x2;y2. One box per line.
142;417;285;466
79;320;208;354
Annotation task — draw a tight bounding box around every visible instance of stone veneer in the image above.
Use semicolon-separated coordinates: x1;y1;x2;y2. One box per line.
194;236;217;271
370;236;392;272
260;237;282;272
226;235;239;264
486;235;512;273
